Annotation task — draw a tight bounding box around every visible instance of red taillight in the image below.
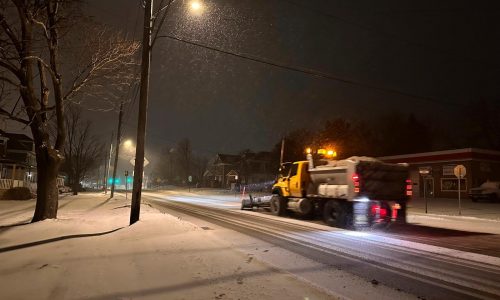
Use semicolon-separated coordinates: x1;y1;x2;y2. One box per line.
379;208;387;218
353;173;360;193
405;179;412;196
371;204;388;219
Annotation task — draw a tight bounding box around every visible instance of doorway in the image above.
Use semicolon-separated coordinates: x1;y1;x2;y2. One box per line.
423;177;434;197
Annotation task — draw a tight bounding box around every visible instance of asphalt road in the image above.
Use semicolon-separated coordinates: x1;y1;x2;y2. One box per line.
142;190;500;300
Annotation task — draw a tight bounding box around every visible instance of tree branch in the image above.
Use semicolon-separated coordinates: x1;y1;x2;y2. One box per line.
22;56;57;80
37;59;49;122
0;59;22;79
0;12;22;55
0;107;29;125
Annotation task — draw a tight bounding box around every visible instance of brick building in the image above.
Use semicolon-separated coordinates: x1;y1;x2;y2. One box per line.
379;148;500;199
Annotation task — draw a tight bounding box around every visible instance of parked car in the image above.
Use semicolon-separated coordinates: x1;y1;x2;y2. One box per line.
469;181;500;202
58;185;72;194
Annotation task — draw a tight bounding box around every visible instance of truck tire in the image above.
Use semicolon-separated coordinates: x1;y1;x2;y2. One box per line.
270;195;287;216
323;200;349;228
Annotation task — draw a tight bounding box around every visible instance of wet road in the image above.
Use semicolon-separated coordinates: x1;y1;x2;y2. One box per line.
142;190;500;300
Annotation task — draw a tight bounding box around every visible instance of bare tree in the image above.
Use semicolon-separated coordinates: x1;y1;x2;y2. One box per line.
62;105;104;195
0;1;139;221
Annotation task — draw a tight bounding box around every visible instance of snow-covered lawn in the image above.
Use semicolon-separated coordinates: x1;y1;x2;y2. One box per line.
0;193;331;300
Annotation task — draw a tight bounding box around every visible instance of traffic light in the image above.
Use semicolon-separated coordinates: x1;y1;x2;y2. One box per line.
108;177;121;184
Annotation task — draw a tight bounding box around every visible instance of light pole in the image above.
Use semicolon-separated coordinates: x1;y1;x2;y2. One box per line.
125;170;129;200
130;0;204;225
104;132;113;194
110;102;124;198
130;0;153;225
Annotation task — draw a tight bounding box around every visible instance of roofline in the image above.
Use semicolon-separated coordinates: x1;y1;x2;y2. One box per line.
378;148;500;161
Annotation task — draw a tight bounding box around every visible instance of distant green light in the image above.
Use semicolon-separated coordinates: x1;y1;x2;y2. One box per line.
108;178;121;184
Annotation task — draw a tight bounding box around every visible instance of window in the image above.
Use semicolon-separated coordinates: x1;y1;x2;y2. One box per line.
290;164;299;177
441;178;466;192
442;165;456;176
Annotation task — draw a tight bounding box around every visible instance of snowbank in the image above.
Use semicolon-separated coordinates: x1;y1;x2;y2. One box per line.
0;193;331;300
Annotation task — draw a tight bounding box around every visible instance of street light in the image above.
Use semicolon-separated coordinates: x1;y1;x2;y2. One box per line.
131;0;203;225
110;138;135;198
189;0;204;15
190;1;202;11
123;139;133;148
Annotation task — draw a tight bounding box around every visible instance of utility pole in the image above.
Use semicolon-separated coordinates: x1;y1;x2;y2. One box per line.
130;0;153;225
110;102;124;198
280;137;285;165
104;132;114;194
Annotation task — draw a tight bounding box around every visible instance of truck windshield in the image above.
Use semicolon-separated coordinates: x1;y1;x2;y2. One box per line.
279;163;292;178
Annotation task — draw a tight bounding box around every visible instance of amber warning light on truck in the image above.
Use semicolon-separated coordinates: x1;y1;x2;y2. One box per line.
305;147;337;157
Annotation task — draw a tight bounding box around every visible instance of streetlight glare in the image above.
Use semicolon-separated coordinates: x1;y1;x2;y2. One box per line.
124;139;133;148
190;1;202;11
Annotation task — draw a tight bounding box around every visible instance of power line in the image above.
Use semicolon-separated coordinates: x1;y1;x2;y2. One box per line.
157;33;462;108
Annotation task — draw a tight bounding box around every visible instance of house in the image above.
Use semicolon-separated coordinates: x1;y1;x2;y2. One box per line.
378;148;500;199
203;154;240;188
203;152;276;189
0;130;36;191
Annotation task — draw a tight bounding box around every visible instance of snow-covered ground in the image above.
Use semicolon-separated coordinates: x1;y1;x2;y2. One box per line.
5;191;499;299
0;194;335;300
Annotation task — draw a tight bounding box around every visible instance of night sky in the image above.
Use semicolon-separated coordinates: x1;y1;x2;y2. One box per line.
84;0;500;161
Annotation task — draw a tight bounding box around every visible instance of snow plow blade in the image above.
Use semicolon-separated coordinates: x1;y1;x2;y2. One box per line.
240;194;274;210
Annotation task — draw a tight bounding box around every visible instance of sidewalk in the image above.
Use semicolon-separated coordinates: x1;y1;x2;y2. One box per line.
406;196;500;234
408;196;500;220
0;193;331;300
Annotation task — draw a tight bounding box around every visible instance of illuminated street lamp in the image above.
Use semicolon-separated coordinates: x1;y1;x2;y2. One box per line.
190;1;202;11
189;0;204;15
123;139;133;148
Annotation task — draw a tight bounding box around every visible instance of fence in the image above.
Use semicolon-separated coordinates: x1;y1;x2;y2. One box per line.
0;179;28;189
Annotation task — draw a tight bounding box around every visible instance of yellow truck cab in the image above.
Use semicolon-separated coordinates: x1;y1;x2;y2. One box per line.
273;161;309;198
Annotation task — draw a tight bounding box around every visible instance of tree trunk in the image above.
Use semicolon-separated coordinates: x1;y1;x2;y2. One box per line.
32;147;62;222
72;176;79;195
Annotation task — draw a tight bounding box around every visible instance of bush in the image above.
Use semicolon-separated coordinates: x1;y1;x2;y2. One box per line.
4;187;33;200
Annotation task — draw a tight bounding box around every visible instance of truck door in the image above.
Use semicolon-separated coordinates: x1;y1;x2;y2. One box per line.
289;163;308;197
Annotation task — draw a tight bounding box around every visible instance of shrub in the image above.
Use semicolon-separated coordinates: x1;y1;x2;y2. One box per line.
4;187;33;200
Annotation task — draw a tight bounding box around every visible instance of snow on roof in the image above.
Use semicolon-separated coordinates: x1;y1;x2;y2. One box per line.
378;148;500;164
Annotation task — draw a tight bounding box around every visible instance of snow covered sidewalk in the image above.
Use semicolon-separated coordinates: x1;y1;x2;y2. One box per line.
407;197;500;234
0;193;331;300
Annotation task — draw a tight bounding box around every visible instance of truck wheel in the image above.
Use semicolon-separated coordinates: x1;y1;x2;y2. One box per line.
270;195;287;216
323;200;348;228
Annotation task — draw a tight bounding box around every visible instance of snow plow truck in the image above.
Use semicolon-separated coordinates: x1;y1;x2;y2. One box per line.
242;150;411;229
